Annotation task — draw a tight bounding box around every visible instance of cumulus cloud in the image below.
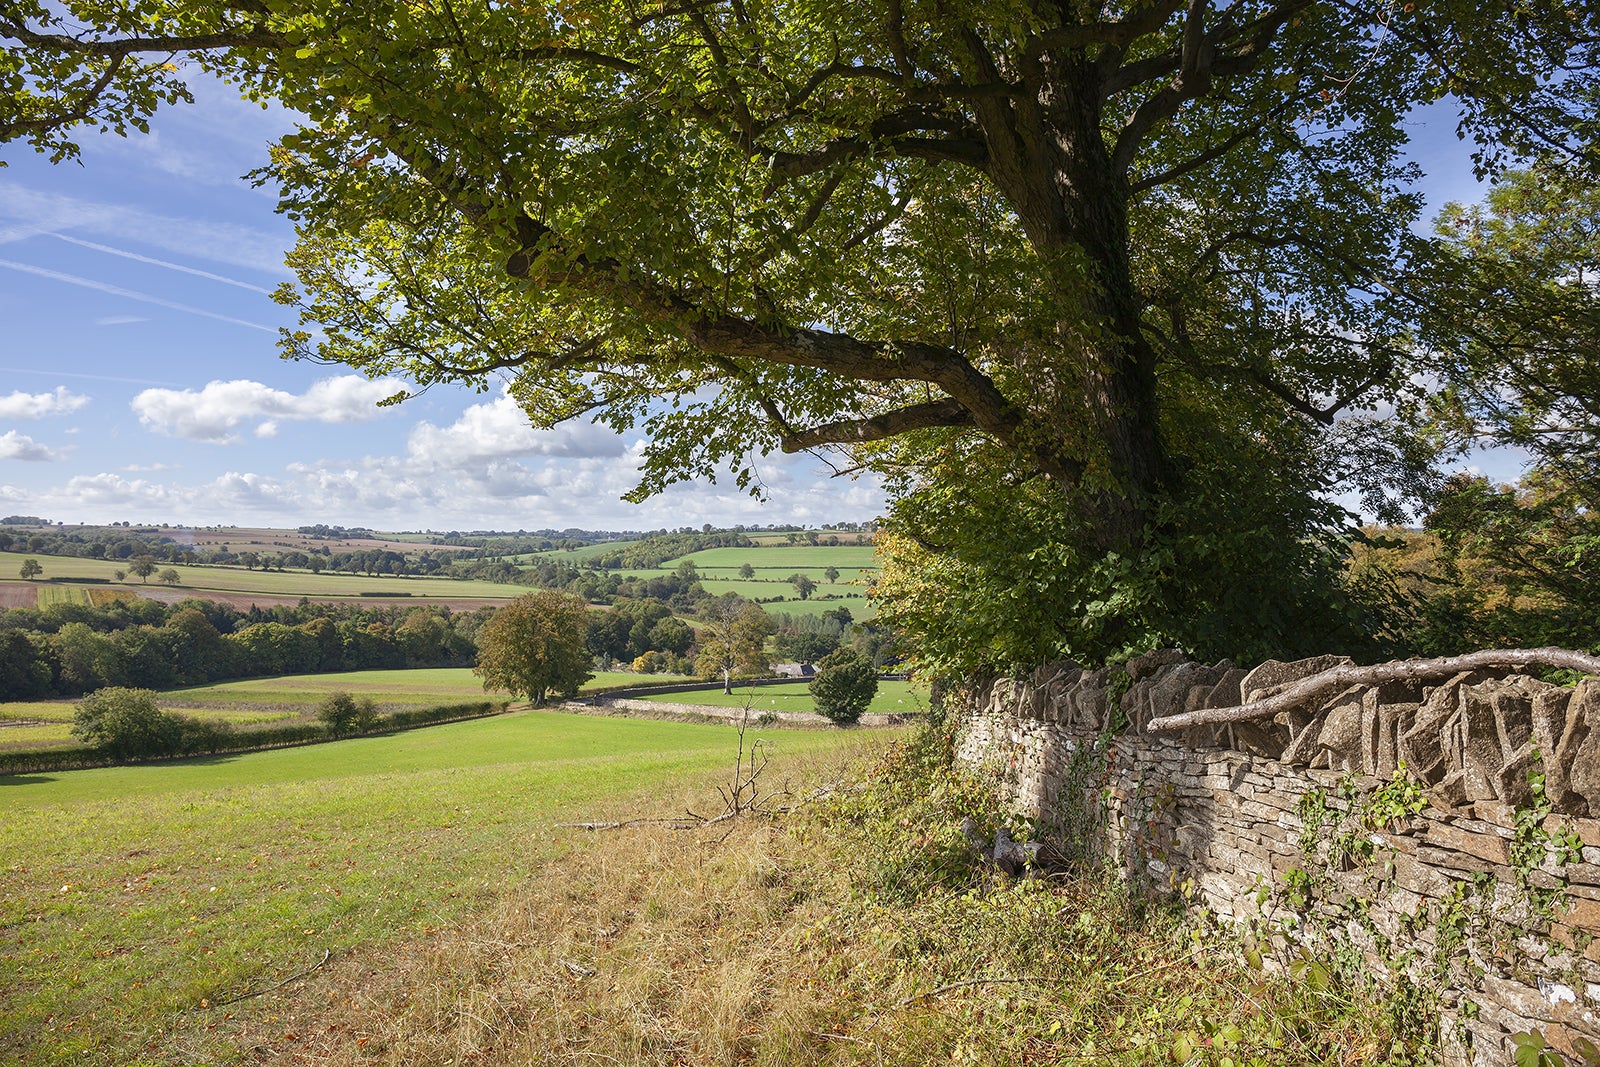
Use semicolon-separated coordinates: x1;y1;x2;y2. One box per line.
132;375;405;443
0;431;64;461
0;387;89;419
406;394;628;466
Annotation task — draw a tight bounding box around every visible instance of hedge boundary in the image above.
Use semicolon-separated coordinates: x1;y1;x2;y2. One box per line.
0;699;509;777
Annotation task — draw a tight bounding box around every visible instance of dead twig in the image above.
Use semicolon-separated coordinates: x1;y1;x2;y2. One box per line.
556;699;791;832
901;975;1057;1004
198;949;332;1010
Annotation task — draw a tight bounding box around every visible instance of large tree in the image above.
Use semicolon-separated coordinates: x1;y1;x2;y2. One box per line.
473;590;592;705
5;1;1596;667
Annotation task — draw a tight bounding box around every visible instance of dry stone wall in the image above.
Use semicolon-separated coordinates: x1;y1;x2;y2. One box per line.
955;651;1600;1065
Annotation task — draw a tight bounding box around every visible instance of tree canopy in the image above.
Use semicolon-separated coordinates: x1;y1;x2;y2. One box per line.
472;590;592;705
5;0;1597;669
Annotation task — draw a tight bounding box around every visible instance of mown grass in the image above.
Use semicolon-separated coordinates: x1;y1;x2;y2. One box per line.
630;679;928;717
0;710;871;1066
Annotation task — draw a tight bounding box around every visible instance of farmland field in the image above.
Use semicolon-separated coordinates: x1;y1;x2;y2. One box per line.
0;550;530;606
0;668;698;752
0;710;878;1065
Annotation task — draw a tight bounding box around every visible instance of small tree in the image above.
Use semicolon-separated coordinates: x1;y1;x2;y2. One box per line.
694;595;772;694
788;573;817;601
318;691;377;737
18;558;41;580
824;566;840;583
473;590;593;705
738;563;755;579
129;556;157;583
72;687;183;760
157;568;180;586
810;648;878;726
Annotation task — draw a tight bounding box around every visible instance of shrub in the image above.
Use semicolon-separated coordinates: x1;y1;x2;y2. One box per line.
72;687;184;760
810;647;878;725
318;691;378;738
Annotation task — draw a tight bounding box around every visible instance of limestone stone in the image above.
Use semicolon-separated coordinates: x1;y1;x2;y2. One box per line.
1239;654;1353;704
1459;682;1508;803
1124;648;1188;681
1497;741;1541;809
1203;668;1249;710
1228;718;1290;759
1422;822;1511;866
1569;679;1600;818
1314;690;1366;773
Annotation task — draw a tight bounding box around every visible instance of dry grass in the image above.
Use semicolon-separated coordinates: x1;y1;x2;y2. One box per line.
234;732;1414;1067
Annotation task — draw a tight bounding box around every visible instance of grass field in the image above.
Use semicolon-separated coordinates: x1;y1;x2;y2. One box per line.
0;710;876;1065
0;668;698;749
678;544;877;572
0;551;530;604
632;679;928;717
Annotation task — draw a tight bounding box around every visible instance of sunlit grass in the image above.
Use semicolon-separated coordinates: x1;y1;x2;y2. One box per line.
0;710;872;1066
628;679;927;717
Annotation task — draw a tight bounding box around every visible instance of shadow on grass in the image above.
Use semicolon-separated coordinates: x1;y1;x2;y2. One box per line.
0;774;56;785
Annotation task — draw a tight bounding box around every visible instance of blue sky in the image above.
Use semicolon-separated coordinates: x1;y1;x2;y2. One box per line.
0;81;1509;532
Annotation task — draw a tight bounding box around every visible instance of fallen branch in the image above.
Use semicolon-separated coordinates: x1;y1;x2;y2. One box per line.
555;817;701;831
198;949;332;1010
1146;647;1600;734
902;975;1056;1004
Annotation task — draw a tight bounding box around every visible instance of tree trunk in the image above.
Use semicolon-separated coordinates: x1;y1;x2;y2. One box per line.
977;55;1169;553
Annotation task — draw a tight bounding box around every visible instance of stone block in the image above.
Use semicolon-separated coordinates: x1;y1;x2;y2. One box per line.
1556;896;1600;933
1498;741;1542;810
1239;654;1352;704
1422;822;1511;866
1460;682;1510;803
1570;679;1600;818
1228;719;1291;759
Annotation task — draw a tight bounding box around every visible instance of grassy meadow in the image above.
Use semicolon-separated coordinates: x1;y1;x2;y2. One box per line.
0;668;700;754
0;710;877;1065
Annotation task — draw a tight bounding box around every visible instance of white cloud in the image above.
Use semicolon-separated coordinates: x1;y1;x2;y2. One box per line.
0;387;89;419
95;315;148;326
131;375;405;442
406;394;629;466
0;431;64;462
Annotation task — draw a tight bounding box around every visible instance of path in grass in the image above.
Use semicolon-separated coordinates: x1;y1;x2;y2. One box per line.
0;710;877;1066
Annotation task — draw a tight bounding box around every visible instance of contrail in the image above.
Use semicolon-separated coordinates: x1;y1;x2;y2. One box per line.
50;233;275;294
0;258;275;332
0;367;186;387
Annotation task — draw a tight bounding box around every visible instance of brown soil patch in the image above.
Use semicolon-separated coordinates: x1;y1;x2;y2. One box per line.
0;583;39;609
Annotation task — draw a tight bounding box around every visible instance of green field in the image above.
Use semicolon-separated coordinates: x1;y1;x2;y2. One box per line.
0;669;696;755
630;679;927;717
0;551;530;602
0;710;878;1065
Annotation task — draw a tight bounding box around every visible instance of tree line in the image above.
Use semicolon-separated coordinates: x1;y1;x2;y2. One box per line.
0;598;486;699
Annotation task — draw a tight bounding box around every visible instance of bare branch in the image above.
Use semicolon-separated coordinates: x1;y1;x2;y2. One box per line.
1146;647;1600;733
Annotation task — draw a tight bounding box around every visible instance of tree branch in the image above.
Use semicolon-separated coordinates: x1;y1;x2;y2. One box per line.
779;398;976;451
1145;647;1600;733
